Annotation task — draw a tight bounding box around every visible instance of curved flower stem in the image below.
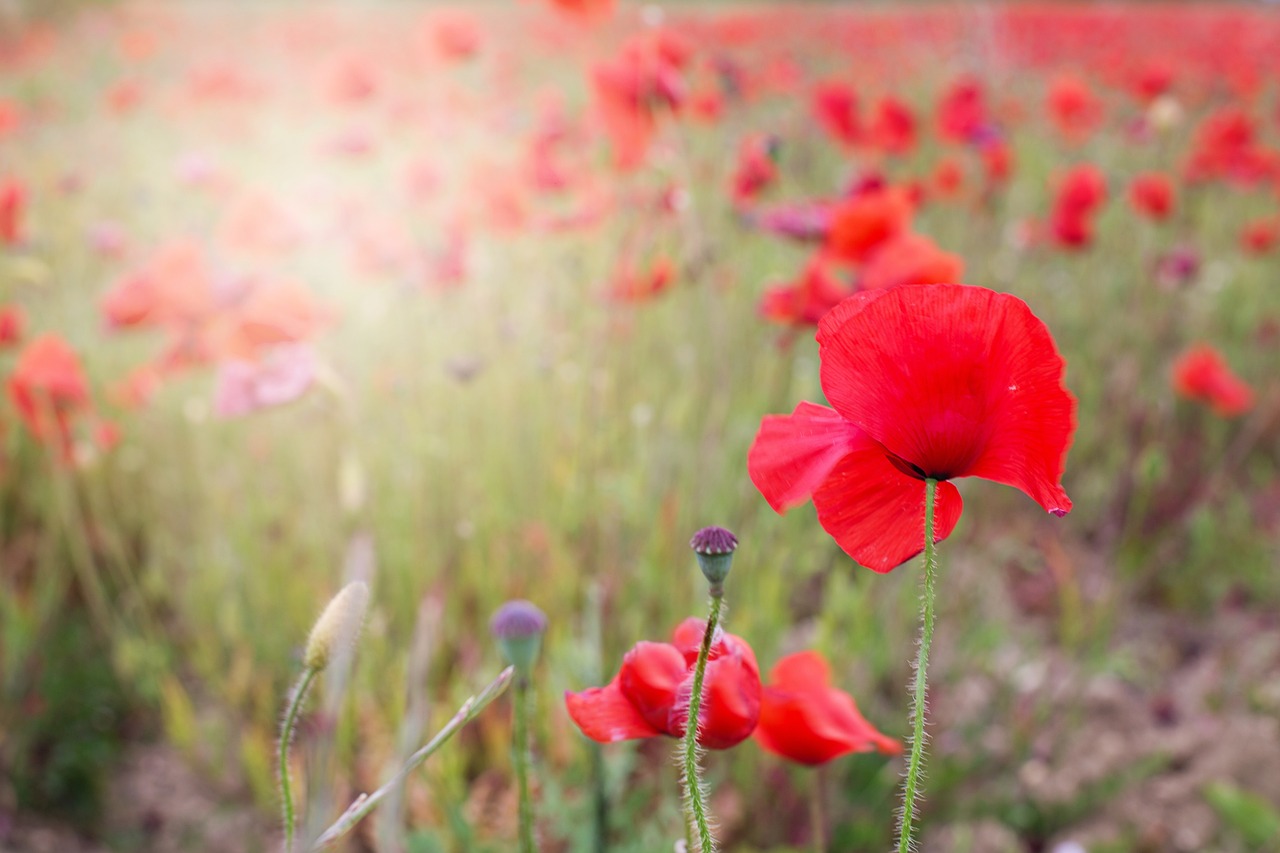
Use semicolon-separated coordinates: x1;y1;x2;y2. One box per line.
513;676;536;853
897;478;939;853
280;666;319;853
680;593;724;853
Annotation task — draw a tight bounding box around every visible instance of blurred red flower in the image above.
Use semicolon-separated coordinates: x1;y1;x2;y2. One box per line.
758;255;852;328
859;233;964;292
812;80;860;147
0;305;25;347
824;186;913;264
754;651;899;766
1047;74;1103;142
7;335;91;455
0;178;26;245
1172;344;1253;417
565;617;761;750
867;96;916;156
749;284;1075;572
1128;173;1175;221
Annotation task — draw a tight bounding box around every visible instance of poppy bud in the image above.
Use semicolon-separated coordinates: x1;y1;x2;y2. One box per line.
491;600;548;680
690;526;737;592
304;581;369;671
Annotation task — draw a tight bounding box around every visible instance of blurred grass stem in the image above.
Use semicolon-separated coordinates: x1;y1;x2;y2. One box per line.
280;666;319;853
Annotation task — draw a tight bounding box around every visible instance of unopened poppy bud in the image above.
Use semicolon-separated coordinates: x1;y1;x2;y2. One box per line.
491;600;548;680
690;526;737;592
304;581;369;671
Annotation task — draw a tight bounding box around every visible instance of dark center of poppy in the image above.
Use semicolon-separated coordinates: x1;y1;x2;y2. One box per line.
886;452;934;481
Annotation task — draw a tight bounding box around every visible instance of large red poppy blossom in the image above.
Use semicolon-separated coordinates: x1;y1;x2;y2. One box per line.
748;284;1075;572
565;618;761;750
754;651;900;766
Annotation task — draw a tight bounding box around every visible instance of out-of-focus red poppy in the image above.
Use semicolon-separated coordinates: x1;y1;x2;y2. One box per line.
812;80;860;147
1050;164;1107;249
608;256;676;303
7;335;91;455
824;186;913;264
0;178;27;245
867;95;916;156
430;12;481;60
754;651;900;766
758;255;852;327
1047;74;1103;142
101;241;218;332
932;157;964;198
227;281;332;354
1241;218;1280;255
591;31;689;171
0;305;25;347
1172;344;1253;416
936;75;990;145
1185;107;1273;187
565;617;762;750
749;284;1075;572
730;134;778;205
544;0;614;21
859;233;964;292
1128;173;1175;221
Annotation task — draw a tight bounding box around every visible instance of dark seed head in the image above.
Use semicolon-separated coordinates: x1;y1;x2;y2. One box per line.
690;526;737;556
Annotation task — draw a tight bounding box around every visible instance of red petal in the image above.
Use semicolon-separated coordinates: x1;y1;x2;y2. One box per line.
768;650;832;690
565;678;664;744
617;641;687;736
817;284;1075;516
811;444;963;572
755;680;899;766
747;401;873;512
669;645;762;750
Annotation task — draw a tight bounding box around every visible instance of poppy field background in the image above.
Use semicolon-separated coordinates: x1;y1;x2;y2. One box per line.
2;1;1280;851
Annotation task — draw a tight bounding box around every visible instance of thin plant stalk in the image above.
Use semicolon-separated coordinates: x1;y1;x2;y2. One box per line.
896;478;939;853
680;592;724;853
513;676;535;853
280;666;320;853
810;765;827;853
310;667;515;850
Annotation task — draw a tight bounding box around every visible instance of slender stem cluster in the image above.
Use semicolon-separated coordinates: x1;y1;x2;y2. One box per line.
680;592;724;853
897;478;940;853
279;666;319;853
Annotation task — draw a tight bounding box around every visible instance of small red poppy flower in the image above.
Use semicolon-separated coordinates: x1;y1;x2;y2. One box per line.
1128;173;1175;221
7;334;92;454
730;134;778;205
0;178;26;245
565;618;761;750
758;255;852;328
1047;74;1103;142
755;651;900;766
867;96;916;156
1172;344;1253;417
1241;218;1280;255
0;304;25;347
859;233;964;292
812;80;860;147
749;284;1075;572
824;187;913;264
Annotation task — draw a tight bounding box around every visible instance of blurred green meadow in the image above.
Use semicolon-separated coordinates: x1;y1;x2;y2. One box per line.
1;2;1279;852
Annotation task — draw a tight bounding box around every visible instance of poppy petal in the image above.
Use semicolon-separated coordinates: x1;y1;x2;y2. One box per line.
817;284;1074;516
747;401;875;512
810;444;963;572
617;641;688;736
565;678;664;743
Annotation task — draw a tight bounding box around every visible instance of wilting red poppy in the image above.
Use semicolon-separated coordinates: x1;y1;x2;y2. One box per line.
1172;344;1253;417
758;255;852;328
1128;173;1175;221
748;284;1075;572
859;233;964;292
7;335;92;454
565;617;761;750
754;651;899;766
824;187;913;264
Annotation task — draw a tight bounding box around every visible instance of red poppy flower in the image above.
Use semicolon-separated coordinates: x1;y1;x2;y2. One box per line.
730;134;778;205
0;178;26;246
824;187;913;264
867;96;916;156
565;618;761;750
812;80;860;147
7;335;92;454
1172;344;1253;417
1128;173;1175;221
755;651;900;766
1047;74;1103;142
748;284;1075;572
859;233;964;292
1241;218;1280;255
758;255;852;328
0;304;25;347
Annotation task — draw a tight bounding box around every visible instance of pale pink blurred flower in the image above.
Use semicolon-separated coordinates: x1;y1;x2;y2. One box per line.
214;343;318;418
